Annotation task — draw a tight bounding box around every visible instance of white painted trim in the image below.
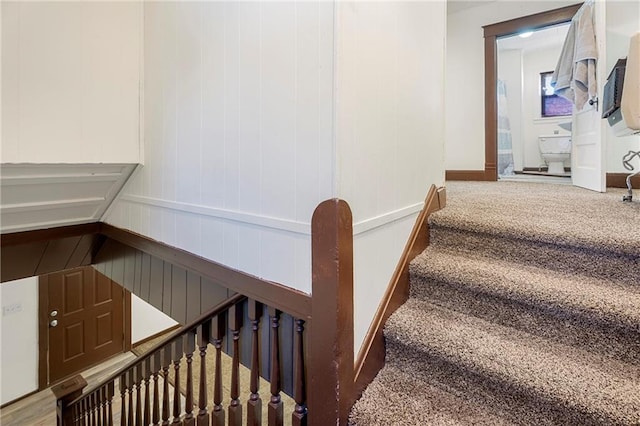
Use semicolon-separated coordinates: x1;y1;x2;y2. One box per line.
99;164;142;223
352;202;424;235
120;194;424;237
119;194;312;235
1;197;105;213
0;174;122;186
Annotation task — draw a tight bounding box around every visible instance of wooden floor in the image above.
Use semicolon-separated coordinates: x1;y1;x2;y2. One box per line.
0;352;142;426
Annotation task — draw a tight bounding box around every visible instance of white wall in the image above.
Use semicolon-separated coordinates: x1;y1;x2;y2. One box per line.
106;2;336;295
131;294;178;344
334;1;446;352
1;2;141;164
605;0;640;172
522;46;571;168
0;277;38;405
446;1;581;171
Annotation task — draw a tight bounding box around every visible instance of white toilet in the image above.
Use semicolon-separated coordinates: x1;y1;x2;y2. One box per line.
538;135;571;175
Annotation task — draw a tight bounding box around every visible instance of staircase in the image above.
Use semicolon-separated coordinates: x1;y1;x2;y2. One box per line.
350;182;640;425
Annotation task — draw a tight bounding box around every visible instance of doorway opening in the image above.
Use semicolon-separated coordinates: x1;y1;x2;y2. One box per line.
482;3;582;182
496;22;573;185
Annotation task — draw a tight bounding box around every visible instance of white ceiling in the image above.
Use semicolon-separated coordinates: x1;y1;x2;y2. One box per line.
0;163;138;233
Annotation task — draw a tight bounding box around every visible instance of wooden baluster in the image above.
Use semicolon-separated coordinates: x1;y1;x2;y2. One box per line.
83;398;89;426
292;319;308;426
87;395;92;426
74;398;81;426
152;352;161;425
97;391;102;426
196;323;210;426
228;303;243;426
92;394;96;426
101;386;108;426
87;394;92;426
72;401;79;426
91;392;98;426
107;381;115;426
88;396;94;426
143;358;151;426
81;399;88;426
135;365;143;426
85;398;90;426
99;391;104;425
97;386;107;426
82;397;88;426
140;358;151;426
184;332;196;426
119;375;127;426
211;313;226;426
77;400;82;426
171;338;183;425
268;308;283;426
247;300;263;426
102;389;107;425
127;371;135;426
79;400;86;426
161;345;171;426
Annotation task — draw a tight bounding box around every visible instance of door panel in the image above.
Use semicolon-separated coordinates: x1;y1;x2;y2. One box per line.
572;0;607;192
46;266;125;384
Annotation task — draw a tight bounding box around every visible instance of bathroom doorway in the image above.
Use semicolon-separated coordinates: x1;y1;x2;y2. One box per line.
481;3;581;182
496;23;573;184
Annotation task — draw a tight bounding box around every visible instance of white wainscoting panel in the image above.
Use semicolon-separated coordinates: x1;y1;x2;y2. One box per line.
353;212;418;356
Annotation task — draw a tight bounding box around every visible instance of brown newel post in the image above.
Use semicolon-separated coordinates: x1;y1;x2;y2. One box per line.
309;199;355;426
52;374;87;426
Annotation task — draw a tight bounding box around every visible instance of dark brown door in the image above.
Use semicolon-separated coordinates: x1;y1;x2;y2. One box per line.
43;266;126;384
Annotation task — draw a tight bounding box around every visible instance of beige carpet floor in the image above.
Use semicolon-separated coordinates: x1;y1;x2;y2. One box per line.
133;331;294;425
350;181;640;425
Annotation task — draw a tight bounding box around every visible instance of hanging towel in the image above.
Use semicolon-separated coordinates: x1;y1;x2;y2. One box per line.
551;0;598;111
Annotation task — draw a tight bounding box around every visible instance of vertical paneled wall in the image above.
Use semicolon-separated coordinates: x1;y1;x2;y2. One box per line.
106;1;335;294
334;1;447;352
1;2;141;163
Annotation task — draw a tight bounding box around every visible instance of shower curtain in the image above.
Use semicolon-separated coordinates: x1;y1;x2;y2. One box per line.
497;79;515;176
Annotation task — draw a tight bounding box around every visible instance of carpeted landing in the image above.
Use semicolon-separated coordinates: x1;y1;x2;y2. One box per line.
349;181;640;425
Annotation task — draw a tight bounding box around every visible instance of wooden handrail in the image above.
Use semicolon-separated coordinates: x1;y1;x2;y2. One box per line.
67;293;246;407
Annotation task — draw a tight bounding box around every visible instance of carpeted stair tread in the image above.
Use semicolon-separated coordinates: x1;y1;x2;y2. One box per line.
409;247;640;364
385;298;640;425
349;357;518;426
410;247;640;330
429;182;640;257
428;226;640;288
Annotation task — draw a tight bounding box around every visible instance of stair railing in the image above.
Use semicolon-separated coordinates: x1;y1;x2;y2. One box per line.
53;198;355;426
54;293;312;426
